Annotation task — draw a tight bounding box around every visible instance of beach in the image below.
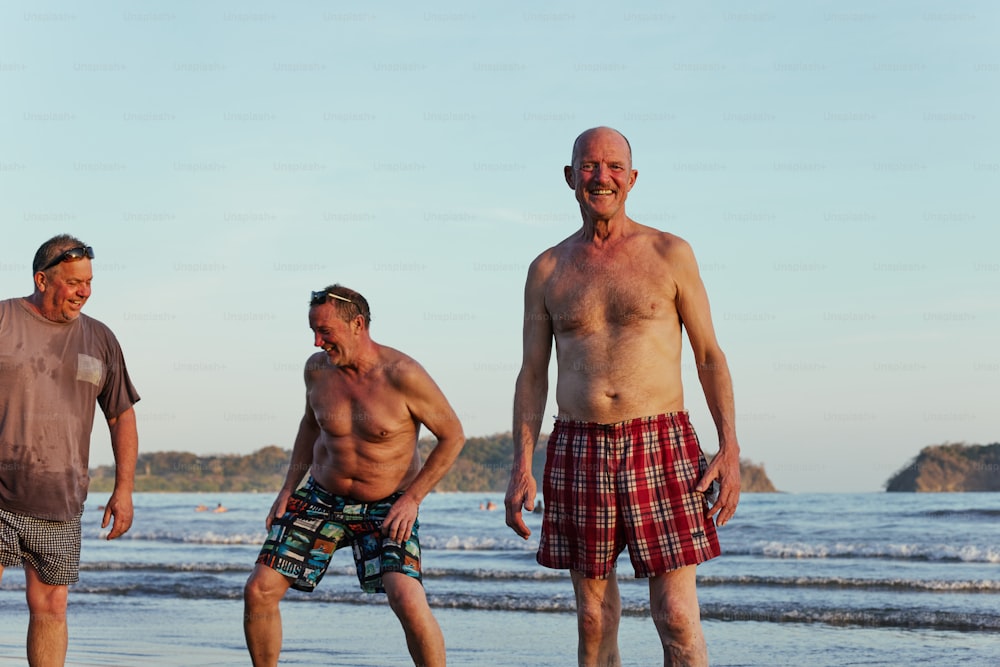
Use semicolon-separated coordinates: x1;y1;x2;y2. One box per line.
1;595;994;666
1;491;997;665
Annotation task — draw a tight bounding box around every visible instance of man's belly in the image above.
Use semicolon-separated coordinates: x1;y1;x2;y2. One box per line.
310;441;418;502
554;370;685;424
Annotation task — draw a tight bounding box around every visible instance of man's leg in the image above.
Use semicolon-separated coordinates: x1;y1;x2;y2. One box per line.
648;565;707;667
570;569;622;667
243;564;293;667
382;572;445;667
24;563;68;667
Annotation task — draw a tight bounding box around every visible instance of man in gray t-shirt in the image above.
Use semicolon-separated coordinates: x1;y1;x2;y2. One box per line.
0;234;140;666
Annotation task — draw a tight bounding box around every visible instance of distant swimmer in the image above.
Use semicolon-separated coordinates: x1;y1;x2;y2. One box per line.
195;504;208;512
486;501;497;511
213;503;228;513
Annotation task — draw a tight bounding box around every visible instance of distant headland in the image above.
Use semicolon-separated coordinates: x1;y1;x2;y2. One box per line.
88;433;779;494
885;442;1000;492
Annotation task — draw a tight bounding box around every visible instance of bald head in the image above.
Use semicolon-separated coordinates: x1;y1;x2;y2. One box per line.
571;127;633;169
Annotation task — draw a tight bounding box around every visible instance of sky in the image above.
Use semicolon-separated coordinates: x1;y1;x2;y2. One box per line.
1;1;996;493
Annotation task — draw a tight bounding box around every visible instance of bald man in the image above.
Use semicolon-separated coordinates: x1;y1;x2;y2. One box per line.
505;127;740;666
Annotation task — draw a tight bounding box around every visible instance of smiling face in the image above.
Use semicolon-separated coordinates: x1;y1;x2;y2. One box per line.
309;303;361;367
34;259;93;323
564;127;638;225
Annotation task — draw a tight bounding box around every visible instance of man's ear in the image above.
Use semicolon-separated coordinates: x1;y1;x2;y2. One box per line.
564;165;575;189
627;169;638;192
34;271;47;293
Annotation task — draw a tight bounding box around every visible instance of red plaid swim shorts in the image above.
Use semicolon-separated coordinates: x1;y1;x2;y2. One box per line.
537;412;721;579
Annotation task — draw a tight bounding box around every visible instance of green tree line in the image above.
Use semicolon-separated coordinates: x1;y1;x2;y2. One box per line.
90;433;776;493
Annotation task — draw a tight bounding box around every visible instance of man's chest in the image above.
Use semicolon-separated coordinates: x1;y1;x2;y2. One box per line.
308;377;411;441
545;257;677;333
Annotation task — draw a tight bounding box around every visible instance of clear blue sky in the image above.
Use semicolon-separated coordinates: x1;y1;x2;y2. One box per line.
1;1;996;493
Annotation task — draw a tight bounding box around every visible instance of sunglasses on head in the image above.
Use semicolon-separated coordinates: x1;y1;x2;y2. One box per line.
310;290;357;308
41;246;94;272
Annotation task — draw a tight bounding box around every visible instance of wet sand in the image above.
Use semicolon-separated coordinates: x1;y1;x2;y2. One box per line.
1;594;994;666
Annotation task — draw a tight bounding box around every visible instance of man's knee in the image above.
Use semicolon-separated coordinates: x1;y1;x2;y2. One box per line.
577;602;619;639
651;598;699;637
651;593;706;661
574;579;621;638
25;580;68;618
24;563;69;614
244;565;290;609
652;602;707;666
383;573;430;622
649;567;703;646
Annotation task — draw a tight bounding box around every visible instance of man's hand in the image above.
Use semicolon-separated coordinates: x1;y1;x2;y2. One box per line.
504;469;537;540
101;490;134;540
266;488;293;530
382;494;420;544
696;447;741;527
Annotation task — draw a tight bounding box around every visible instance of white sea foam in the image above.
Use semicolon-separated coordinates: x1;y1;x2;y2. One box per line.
747;540;1000;563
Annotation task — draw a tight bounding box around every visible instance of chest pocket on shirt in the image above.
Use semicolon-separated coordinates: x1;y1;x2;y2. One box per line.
77;353;104;386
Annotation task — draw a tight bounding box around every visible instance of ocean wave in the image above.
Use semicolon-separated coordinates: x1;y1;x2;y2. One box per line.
246;589;579;613
733;541;1000;563
95;530;536;551
71;562;1000;594
420;535;538;552
701;603;1000;632
10;576;998;633
69;582;246;600
697;574;1000;593
919;508;1000;520
427;593;574;613
422;567;568;581
80;561;252;574
75;562;564;582
95;530;268;545
296;594;1000;632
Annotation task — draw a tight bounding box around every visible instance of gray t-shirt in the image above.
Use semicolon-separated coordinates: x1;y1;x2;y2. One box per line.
0;298;140;521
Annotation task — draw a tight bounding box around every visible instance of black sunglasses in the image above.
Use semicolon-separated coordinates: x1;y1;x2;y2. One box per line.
41;246;95;272
310;290;357;308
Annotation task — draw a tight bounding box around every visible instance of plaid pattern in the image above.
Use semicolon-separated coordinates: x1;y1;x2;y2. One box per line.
538;412;721;579
0;506;83;586
256;477;422;594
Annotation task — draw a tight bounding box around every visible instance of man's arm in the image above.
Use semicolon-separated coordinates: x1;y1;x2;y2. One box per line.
381;363;465;543
103;406;138;540
673;239;741;526
267;370;321;529
505;256;554;539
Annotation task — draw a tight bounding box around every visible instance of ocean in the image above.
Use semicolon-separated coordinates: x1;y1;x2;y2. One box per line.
1;491;997;665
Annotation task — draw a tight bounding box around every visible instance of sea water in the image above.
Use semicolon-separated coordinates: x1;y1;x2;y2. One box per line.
1;492;997;665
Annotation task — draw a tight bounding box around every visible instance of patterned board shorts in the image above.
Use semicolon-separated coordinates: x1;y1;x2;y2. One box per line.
0;507;83;586
538;412;721;579
256;476;422;594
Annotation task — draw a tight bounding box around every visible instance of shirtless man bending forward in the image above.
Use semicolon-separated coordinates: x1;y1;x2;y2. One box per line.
244;285;465;667
505;127;741;667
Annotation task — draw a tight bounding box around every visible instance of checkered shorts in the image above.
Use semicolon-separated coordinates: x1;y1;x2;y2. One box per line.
538;412;721;579
0;506;83;586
